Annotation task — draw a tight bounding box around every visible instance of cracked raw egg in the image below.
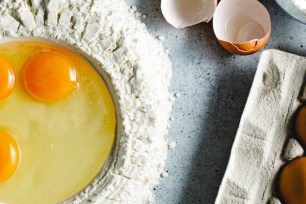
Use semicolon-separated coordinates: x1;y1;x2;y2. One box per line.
0;57;15;100
23;52;77;103
0;131;20;184
0;41;116;204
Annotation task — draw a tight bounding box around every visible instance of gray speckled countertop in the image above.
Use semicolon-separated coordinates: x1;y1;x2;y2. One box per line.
125;1;306;203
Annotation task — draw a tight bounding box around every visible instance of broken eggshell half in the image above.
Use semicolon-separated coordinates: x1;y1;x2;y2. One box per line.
213;0;271;55
161;0;217;29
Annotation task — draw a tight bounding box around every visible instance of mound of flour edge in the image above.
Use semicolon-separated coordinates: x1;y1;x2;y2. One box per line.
0;0;174;203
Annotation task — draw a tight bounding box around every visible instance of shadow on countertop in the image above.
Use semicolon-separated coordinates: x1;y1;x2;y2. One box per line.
177;66;253;204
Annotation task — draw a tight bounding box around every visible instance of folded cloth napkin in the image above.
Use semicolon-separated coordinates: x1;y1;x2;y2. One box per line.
215;49;306;204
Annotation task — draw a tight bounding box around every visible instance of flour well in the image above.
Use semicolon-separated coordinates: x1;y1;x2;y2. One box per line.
0;0;173;203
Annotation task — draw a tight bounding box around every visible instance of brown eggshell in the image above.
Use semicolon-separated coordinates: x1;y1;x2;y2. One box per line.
213;0;271;55
218;31;270;55
296;104;306;147
161;0;217;29
279;157;306;204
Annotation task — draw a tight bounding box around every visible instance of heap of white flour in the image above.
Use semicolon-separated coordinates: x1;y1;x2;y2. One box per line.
216;50;306;204
0;0;173;203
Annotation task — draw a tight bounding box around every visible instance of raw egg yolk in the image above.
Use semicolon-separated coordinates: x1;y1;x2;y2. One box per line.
296;104;306;146
0;131;20;183
23;52;77;103
279;157;306;204
0;58;15;100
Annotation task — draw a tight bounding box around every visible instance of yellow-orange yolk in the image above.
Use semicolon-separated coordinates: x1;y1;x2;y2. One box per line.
296;104;306;146
0;131;19;183
279;157;306;204
23;52;77;103
0;41;116;204
0;58;15;100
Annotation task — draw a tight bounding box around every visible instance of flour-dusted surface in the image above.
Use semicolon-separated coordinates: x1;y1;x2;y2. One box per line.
0;0;173;203
216;50;306;204
120;1;306;203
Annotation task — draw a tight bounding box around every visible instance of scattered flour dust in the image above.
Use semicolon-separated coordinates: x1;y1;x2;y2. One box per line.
0;0;174;203
292;0;306;11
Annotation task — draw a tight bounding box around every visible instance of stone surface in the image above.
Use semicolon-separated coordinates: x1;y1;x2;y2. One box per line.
125;0;306;203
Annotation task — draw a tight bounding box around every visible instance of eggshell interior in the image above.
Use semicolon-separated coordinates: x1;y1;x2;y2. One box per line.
161;0;217;28
213;0;271;43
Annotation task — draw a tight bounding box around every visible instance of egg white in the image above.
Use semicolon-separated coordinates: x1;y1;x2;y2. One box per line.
0;41;116;204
